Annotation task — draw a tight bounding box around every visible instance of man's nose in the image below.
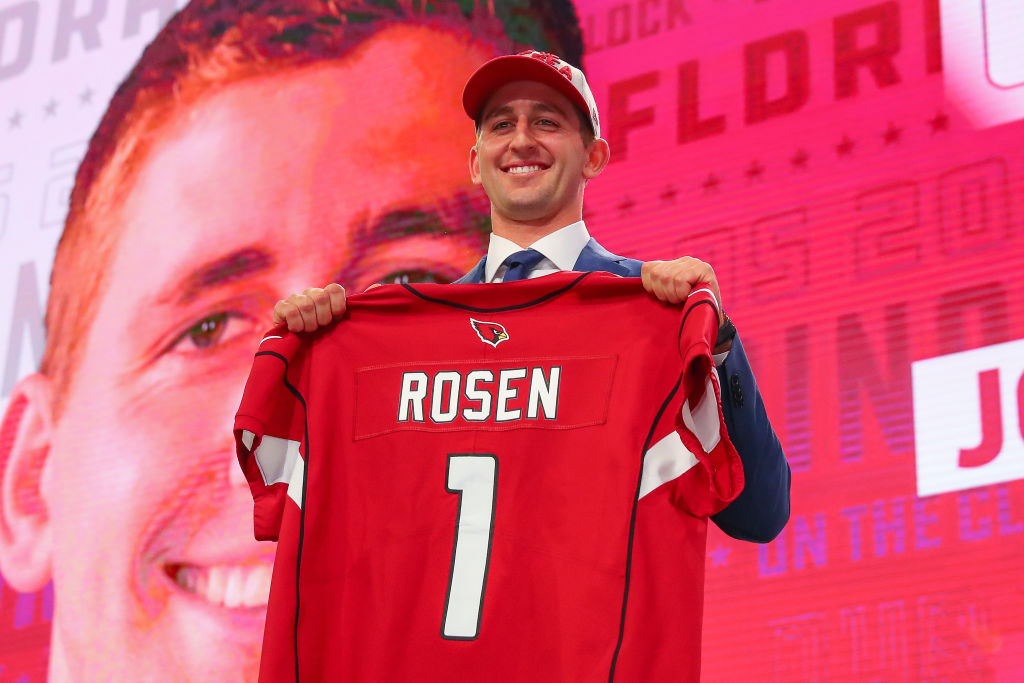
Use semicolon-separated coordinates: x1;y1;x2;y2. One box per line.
508;115;536;151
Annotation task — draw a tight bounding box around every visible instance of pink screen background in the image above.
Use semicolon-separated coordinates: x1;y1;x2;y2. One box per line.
580;0;1024;679
1;0;1023;680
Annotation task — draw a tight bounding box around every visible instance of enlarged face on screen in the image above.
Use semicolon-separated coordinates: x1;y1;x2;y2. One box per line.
0;24;490;682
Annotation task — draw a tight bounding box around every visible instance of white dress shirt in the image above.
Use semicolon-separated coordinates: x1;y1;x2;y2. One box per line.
484;221;591;283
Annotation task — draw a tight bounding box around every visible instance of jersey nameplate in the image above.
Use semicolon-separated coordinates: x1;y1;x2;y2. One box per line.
353;356;617;439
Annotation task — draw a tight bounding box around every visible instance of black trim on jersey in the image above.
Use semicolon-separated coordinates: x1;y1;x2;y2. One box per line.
677;298;719;356
402;272;590;312
255;349;310;683
607;369;685;682
441;453;499;641
607;297;717;679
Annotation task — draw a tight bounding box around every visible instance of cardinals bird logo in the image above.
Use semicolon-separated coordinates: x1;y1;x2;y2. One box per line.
470;318;510;348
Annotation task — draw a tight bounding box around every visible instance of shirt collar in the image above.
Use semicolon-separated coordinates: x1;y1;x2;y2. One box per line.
484;221;591;282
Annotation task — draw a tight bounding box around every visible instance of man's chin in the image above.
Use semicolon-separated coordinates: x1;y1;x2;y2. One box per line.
497;196;560;224
49;596;263;682
147;590;267;680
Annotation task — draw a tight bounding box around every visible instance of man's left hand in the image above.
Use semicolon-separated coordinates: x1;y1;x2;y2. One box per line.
640;257;724;323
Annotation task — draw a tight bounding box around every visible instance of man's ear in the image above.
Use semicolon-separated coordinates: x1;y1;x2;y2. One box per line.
583;138;611;180
469;144;482;185
0;373;55;591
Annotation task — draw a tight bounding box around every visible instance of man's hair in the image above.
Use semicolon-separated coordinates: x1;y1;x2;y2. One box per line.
41;0;584;415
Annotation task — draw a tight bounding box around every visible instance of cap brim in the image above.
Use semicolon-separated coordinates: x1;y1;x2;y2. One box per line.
462;55;591;125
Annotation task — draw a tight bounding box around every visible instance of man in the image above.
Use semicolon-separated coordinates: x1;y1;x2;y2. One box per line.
275;51;791;542
0;1;583;680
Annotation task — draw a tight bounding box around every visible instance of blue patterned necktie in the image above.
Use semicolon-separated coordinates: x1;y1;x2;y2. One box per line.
500;249;546;282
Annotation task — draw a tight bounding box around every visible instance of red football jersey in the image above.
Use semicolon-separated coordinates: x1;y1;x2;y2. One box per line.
234;271;743;682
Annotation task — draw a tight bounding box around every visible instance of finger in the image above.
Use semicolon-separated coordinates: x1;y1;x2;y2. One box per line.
326;283;348;316
286;306;306;333
307;289;332;327
292;295;319;333
641;262;667;301
276;302;305;333
272;300;288;325
669;275;693;303
656;263;686;303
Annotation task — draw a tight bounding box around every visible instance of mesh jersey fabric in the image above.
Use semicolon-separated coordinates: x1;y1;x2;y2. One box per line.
234;271;743;682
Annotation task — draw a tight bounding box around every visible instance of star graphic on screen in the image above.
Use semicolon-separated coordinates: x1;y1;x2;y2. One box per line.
701;173;721;193
789;148;809;169
79;87;94;105
928;111;949;133
8;110;22;129
745;160;765;181
660;185;678;203
835;135;855;157
43;99;59;117
617;196;636;214
708;545;730;567
882;121;903;145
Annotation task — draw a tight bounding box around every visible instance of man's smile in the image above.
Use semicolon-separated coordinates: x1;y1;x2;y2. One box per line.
167;561;272;609
502;161;550;175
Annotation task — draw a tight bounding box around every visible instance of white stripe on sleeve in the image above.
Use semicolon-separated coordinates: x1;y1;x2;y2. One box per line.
638;431;700;500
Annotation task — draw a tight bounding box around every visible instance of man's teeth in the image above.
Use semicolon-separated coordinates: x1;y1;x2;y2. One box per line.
175;564;272;608
508;165;542;174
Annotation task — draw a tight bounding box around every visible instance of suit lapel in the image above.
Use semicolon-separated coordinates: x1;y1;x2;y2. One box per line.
453;257;487;284
573;238;633;275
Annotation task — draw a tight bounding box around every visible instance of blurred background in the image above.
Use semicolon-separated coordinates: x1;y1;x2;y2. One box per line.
1;0;1022;680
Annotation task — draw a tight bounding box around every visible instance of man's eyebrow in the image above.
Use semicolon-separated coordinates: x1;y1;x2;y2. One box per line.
531;102;566;117
482;104;514;122
482;102;567;122
354;208;446;247
161;247;276;305
347;201;490;260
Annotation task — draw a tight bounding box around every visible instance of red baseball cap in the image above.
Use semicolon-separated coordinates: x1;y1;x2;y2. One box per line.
462;50;601;138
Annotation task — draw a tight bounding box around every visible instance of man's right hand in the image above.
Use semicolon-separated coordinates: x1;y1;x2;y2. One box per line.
273;283;347;333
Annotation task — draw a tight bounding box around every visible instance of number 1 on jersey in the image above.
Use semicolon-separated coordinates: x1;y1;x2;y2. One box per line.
442;454;498;640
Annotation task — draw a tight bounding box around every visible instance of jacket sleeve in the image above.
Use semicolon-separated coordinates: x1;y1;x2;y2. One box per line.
710;333;791;542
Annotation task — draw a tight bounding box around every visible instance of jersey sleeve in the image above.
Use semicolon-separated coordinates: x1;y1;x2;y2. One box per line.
233;326;309;541
637;285;745;517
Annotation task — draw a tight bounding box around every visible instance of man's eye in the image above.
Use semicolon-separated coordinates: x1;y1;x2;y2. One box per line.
380;269;452;285
172;313;246;351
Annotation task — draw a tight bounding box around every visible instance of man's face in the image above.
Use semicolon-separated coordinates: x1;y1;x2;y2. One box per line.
470;80;594;228
38;24;491;681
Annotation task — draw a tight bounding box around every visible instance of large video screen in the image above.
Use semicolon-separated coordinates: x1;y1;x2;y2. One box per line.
1;0;1022;680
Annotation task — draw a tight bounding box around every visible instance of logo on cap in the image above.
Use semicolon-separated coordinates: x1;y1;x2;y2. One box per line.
522;50;574;81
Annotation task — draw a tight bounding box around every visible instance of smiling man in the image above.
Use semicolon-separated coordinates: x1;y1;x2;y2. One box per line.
0;1;583;680
278;51;791;545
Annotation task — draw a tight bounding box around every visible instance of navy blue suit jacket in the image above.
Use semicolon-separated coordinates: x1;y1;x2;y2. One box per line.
455;238;791;542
